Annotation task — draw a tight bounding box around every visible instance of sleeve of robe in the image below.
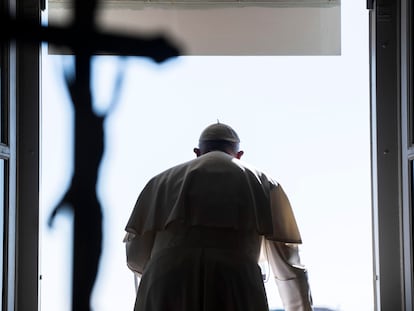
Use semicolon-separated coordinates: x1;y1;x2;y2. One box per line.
264;184;313;311
123;230;155;278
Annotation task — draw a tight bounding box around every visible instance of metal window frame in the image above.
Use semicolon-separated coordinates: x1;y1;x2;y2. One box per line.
370;0;414;309
1;0;40;309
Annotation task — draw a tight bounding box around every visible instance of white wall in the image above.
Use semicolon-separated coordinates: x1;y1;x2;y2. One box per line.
47;2;340;55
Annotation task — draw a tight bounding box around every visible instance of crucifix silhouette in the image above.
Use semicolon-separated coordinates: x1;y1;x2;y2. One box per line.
2;0;180;309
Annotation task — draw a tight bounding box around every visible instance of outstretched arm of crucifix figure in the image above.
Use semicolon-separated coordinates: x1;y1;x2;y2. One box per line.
48;57;127;227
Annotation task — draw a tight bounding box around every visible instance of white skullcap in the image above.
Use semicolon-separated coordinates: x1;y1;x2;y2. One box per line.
199;122;240;143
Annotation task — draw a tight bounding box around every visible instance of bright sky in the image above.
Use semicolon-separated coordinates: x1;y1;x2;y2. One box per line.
40;1;372;310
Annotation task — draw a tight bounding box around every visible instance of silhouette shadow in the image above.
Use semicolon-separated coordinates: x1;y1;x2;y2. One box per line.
43;0;180;309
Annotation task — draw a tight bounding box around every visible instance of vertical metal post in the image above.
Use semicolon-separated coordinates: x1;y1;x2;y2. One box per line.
370;0;405;309
15;0;41;308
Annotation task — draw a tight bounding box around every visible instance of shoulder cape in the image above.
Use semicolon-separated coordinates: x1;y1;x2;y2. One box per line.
125;151;302;244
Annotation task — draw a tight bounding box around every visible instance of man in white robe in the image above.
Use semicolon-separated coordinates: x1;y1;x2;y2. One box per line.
124;122;313;311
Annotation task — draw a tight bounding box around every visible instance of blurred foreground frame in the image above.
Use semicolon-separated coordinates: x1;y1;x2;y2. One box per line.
1;2;180;310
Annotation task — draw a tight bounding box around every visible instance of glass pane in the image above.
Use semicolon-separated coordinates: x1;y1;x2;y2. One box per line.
408;9;413;288
0;46;3;143
0;160;4;311
0;42;4;311
40;1;371;311
411;161;414;285
411;1;414;144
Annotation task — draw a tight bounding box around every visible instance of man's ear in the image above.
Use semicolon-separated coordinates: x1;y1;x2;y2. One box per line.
193;148;201;157
236;150;244;159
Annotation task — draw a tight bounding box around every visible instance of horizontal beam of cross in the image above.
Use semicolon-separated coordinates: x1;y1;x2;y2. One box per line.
1;14;181;62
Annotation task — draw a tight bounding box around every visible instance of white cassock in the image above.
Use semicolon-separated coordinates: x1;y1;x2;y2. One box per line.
124;151;313;311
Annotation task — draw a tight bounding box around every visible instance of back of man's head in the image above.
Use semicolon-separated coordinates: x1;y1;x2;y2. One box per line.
195;123;243;158
198;122;240;144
